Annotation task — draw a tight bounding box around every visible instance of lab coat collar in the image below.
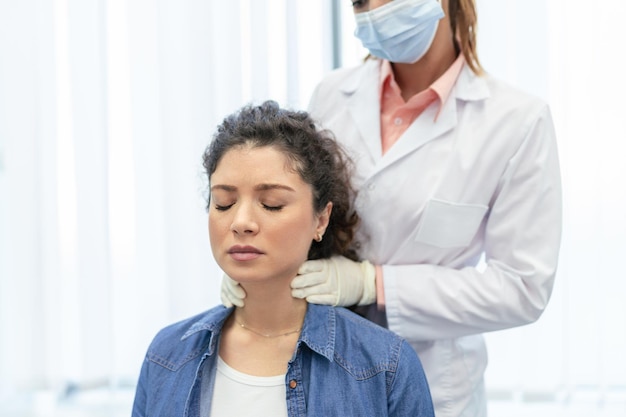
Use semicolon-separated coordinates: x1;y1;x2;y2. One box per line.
341;59;384;162
339;61;490;177
179;303;337;363
455;64;490;101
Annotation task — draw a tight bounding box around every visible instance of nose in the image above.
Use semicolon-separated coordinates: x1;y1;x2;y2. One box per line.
230;202;259;235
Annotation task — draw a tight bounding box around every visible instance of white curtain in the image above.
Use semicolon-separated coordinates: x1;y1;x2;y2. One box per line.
336;0;626;414
0;0;335;399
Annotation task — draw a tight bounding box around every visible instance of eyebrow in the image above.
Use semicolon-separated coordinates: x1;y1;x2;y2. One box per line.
210;183;296;192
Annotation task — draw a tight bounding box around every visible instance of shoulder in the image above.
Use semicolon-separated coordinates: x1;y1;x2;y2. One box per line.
150;305;227;345
333;306;399;338
310;60;378;99
145;305;231;371
332;307;420;370
455;65;547;111
473;71;551;120
308;59;379;123
333;307;405;346
456;69;555;146
317;59;375;86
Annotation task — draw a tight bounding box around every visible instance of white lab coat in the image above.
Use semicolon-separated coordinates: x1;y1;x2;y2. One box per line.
308;59;562;417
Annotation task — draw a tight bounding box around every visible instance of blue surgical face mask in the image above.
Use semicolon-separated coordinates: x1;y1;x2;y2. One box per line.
354;0;445;64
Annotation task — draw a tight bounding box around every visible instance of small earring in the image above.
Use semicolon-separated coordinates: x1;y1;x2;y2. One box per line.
315;233;323;242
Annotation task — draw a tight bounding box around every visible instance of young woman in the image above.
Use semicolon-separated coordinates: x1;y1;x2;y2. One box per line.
131;101;434;417
223;1;563;416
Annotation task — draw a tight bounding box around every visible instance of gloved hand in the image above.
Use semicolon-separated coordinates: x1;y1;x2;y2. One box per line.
220;273;246;308
291;256;376;306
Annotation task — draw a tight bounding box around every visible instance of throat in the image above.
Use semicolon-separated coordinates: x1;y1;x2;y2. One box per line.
233;294;307;337
220;307;305;376
235;319;301;339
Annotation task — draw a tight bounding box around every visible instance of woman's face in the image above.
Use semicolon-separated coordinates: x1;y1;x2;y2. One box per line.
208;144;331;285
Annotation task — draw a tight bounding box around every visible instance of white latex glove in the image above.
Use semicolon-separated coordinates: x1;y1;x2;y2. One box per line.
220;273;246;308
291;256;376;306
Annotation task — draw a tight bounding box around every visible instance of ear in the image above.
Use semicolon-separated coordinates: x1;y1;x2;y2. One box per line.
315;201;333;239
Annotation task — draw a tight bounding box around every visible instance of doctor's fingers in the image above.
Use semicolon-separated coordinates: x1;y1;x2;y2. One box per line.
221;276;246;308
291;280;336;298
297;258;327;275
221;287;239;308
291;271;328;289
303;293;339;306
221;287;244;308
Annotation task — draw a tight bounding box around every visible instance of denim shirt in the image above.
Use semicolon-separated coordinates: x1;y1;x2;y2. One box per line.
132;304;434;417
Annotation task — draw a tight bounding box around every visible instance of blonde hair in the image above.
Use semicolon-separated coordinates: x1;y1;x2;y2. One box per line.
448;0;483;74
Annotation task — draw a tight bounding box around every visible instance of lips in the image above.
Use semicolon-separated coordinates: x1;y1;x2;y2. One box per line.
228;245;263;261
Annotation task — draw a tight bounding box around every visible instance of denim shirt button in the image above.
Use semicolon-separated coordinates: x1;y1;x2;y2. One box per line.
289;380;297;389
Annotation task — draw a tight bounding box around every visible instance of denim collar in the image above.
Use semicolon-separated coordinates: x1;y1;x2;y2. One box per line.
179;303;337;362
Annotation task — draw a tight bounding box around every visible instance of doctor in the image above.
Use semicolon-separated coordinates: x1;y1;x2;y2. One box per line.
222;0;562;416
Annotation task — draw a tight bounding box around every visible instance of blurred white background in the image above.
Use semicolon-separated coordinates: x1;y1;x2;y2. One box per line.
0;0;624;416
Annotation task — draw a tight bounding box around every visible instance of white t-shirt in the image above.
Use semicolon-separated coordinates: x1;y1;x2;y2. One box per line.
209;356;288;417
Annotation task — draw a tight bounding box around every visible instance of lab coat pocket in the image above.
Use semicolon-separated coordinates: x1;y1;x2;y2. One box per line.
415;199;488;248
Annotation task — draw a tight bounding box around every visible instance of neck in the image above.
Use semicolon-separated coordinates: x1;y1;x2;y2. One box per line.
391;46;457;101
234;280;307;336
391;6;457;101
219;276;307;376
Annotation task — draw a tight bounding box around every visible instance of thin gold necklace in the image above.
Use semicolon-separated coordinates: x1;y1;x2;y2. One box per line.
235;319;301;338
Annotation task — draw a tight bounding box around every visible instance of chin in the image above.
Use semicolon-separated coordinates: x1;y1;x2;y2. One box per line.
224;262;300;286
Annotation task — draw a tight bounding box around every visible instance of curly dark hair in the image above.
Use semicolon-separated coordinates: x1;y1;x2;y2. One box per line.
203;100;360;261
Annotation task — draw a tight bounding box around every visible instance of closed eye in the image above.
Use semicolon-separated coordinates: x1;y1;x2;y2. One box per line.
214;203;234;211
263;204;283;212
